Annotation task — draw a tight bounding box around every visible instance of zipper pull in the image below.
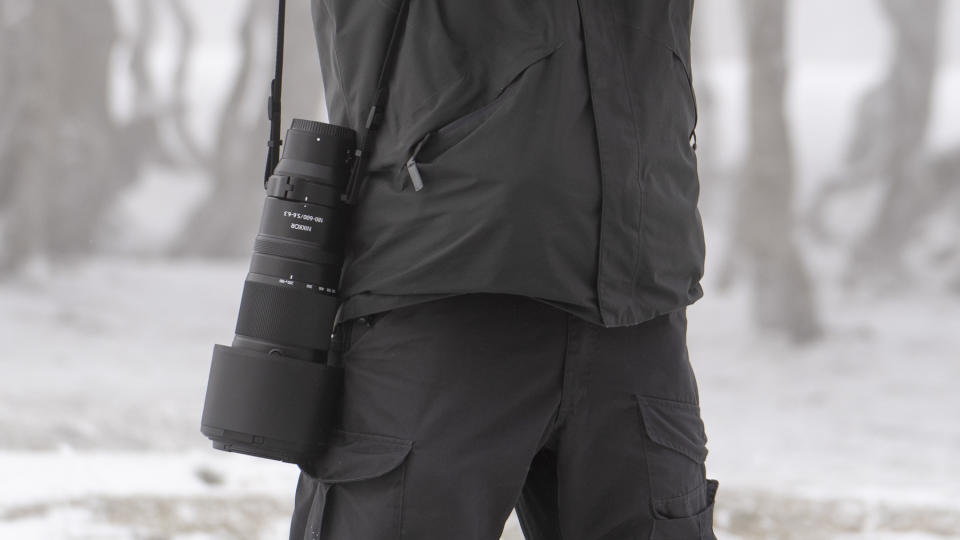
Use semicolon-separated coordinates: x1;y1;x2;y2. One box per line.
400;131;432;192
406;156;424;191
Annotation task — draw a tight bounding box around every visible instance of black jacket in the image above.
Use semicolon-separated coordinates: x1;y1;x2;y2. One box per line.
312;0;704;328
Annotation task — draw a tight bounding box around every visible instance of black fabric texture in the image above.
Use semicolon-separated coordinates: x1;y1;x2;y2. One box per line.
289;293;718;540
311;0;705;328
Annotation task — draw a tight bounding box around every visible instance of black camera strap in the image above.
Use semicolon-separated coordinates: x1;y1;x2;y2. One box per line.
264;0;287;186
264;0;413;204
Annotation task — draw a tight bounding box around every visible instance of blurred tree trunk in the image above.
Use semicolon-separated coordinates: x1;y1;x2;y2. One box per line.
0;1;127;274
804;0;943;289
0;2;21;207
721;0;821;343
842;0;943;285
121;0;187;169
160;0;204;168
171;0;324;257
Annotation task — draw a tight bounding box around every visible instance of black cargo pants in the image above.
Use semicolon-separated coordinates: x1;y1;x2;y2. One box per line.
289;293;719;539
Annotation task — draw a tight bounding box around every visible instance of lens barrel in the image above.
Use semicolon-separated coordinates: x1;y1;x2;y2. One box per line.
201;119;356;464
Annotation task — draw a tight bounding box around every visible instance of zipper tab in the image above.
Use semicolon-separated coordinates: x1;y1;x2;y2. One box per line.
406;157;424;191
399;131;432;191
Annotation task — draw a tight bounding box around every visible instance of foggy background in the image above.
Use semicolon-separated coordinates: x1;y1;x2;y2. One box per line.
1;0;958;538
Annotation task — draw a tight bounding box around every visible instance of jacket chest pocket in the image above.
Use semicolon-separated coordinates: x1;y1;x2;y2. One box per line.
380;0;569;182
392;42;563;191
391;0;561;120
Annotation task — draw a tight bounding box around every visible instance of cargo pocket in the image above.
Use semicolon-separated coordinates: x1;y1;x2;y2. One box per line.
295;429;413;540
636;395;714;520
649;478;719;540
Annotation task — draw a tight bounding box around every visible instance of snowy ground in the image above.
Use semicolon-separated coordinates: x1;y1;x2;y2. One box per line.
1;255;958;539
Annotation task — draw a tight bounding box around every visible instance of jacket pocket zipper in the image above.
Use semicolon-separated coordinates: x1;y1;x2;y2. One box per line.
395;46;562;192
399;131;432;191
671;49;698;151
398;90;510;192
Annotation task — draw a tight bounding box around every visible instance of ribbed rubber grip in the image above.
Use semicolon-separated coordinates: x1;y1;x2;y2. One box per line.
235;278;338;350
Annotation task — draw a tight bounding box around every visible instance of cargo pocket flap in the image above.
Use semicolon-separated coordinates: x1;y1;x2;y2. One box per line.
308;430;413;484
637;396;708;464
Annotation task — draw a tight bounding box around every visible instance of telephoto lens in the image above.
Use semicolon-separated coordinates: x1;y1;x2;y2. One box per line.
201;119;357;464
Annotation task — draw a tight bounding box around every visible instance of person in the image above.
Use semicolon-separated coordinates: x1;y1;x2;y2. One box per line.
289;0;718;538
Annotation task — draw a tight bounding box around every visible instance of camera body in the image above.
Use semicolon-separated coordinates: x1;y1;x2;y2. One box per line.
201;119;356;464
